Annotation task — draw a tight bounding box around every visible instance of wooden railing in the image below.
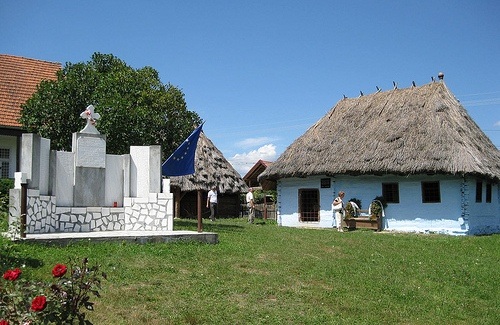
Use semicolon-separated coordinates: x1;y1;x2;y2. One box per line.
240;203;277;221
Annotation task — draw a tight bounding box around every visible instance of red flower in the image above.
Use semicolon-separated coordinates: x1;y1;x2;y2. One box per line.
31;295;47;312
0;319;10;325
52;263;68;277
3;268;21;281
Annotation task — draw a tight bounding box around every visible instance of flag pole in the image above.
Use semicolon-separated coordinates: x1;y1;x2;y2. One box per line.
197;189;203;232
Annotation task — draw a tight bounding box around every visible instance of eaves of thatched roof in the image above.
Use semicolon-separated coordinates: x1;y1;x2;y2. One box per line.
259;81;500;183
169;132;248;193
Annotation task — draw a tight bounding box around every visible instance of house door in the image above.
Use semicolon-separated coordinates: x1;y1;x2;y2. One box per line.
299;189;319;222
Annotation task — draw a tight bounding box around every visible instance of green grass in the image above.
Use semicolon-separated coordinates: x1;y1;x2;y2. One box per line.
2;218;500;324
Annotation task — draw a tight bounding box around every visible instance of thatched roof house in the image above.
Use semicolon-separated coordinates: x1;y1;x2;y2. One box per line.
259;77;500;235
170;131;248;218
260;80;500;183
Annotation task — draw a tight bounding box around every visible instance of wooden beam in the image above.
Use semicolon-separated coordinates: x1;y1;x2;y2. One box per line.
197;190;203;232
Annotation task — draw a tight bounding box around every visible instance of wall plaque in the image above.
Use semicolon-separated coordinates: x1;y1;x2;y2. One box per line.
75;136;106;168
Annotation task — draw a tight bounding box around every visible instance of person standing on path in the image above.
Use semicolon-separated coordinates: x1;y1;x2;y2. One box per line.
332;191;345;232
206;186;218;221
246;188;255;223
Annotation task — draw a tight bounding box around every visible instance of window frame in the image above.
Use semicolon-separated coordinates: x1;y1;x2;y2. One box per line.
0;148;10;179
421;181;441;203
475;181;483;203
298;188;320;222
320;178;331;188
382;182;400;203
486;182;492;203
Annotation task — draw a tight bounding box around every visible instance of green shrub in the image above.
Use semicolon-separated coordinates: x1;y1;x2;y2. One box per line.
0;178;14;213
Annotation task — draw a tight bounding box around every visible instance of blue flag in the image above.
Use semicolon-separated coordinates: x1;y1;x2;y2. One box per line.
162;123;204;176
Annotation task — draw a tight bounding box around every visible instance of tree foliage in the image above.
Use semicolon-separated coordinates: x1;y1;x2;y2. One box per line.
20;53;202;160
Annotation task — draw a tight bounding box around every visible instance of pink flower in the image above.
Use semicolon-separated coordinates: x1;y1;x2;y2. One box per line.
31;295;47;312
52;264;68;278
3;268;22;281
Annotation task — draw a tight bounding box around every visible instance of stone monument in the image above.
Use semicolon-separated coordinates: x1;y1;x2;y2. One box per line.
73;105;106;206
10;105;174;234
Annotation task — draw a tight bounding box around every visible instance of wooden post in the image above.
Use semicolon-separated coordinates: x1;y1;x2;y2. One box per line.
197;190;203;233
20;183;27;238
263;195;268;220
174;187;181;219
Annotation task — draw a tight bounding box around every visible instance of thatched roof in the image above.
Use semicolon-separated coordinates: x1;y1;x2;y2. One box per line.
259;81;500;183
169;131;248;193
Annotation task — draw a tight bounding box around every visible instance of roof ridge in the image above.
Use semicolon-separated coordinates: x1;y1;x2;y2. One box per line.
340;80;442;101
0;53;61;66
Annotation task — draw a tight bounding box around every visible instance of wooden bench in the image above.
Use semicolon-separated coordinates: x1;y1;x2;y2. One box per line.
342;209;382;231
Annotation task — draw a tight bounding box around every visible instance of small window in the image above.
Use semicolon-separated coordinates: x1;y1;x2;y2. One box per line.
475;181;482;203
298;189;319;222
486;183;492;203
382;183;399;203
422;181;440;203
0;148;9;178
320;178;331;188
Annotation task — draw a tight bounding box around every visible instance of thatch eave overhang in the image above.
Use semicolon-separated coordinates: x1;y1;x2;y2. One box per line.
260;169;499;183
258;81;500;184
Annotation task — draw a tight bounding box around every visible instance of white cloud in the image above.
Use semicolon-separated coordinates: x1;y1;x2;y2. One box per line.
494;121;500;127
236;137;276;148
229;144;277;176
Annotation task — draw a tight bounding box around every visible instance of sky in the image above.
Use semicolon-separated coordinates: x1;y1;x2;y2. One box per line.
1;1;499;177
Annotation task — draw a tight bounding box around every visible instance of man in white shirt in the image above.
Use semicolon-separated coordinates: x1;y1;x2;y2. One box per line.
206;186;218;221
246;188;255;223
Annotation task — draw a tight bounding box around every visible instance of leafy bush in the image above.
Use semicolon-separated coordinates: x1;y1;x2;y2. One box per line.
0;212;8;233
372;195;387;208
370;196;387;220
0;179;14;214
344;203;355;219
344;198;362;219
0;257;106;324
253;189;276;204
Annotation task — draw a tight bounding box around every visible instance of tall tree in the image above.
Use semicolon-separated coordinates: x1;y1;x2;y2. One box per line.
20;53;202;160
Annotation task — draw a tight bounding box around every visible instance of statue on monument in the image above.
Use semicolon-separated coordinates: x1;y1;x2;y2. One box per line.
79;105;101;134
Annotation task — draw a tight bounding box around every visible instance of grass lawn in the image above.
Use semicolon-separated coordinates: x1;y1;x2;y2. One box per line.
2;217;499;324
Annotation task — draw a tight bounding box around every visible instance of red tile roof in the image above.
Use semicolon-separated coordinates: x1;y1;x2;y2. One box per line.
0;54;61;128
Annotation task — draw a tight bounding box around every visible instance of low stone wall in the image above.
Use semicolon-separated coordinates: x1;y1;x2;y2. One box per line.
10;189;173;234
124;194;173;231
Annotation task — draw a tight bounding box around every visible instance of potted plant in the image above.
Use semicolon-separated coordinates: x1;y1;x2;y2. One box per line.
345;198;362;218
369;196;387;220
343;198;361;229
344;202;355;220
